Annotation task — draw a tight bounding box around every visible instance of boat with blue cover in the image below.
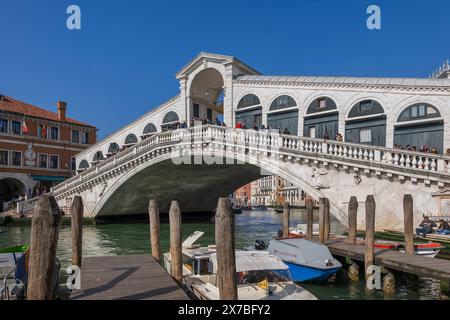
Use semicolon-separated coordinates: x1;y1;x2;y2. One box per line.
267;238;342;282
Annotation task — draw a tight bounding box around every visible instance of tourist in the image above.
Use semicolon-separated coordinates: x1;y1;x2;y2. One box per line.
283;128;290;135
323;129;329;140
180;121;187;129
236;121;242;129
252;122;259;131
416;215;436;237
335;133;343;142
431;147;438;155
446;148;450;157
437;219;450;235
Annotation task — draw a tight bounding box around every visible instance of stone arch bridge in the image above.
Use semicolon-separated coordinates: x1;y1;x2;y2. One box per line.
22;125;450;231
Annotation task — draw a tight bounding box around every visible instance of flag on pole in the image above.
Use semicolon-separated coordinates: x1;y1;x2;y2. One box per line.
22;119;29;133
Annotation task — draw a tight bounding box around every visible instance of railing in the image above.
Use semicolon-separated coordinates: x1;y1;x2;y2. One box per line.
20;125;450;211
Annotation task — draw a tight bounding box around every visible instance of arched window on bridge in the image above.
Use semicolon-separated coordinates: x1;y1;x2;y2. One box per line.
78;160;89;171
235;94;262;129
124;133;138;147
142;123;157;139
268;95;298;135
304;97;338;139
92;151;105;164
394;103;443;154
345;100;386;147
108;143;120;156
161;112;180;131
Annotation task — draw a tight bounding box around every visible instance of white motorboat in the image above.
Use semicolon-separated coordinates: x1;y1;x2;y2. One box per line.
163;231;317;300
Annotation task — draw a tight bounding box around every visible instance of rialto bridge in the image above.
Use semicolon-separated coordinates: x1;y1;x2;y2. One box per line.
22;53;450;231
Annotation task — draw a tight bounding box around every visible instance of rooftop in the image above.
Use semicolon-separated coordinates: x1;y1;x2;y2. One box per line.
235;75;450;88
0;95;95;128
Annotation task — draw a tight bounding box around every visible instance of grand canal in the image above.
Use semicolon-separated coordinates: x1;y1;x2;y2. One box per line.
0;209;444;300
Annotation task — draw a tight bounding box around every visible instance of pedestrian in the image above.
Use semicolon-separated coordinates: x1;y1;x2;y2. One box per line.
323;129;329;140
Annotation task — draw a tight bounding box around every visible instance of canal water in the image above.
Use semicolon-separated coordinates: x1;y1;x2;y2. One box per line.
0;209;444;300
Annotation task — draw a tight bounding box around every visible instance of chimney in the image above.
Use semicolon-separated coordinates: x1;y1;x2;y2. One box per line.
57;101;67;122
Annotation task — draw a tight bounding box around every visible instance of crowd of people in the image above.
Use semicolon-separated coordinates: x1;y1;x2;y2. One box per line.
393;144;441;155
416;215;450;236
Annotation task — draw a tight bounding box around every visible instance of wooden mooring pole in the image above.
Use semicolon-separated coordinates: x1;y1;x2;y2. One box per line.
27;196;63;300
148;199;161;262
347;197;358;244
324;198;330;241
283;202;290;238
215;198;238;300
319;198;326;243
365;195;376;279
306;198;314;240
403;194;415;255
169;200;182;283
71;196;83;268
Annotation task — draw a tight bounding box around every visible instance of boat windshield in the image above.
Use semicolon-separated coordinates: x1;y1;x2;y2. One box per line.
237;269;291;285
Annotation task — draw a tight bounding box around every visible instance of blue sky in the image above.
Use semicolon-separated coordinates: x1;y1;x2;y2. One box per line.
1;0;449;139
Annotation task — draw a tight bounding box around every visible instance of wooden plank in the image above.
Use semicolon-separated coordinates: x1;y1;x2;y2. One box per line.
71;255;189;300
326;238;450;281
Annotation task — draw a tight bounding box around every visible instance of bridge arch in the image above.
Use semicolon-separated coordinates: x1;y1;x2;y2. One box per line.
143;123;157;135
78;160;90;171
345;98;387;147
267;95;299;135
189;68;225;124
92;147;347;225
108;143;120;155
394;103;444;153
124;133;138;146
304;96;339;140
161;111;180;131
0;177;27;203
235;94;262;129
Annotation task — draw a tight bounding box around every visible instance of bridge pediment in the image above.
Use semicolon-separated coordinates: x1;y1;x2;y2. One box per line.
176;52;260;79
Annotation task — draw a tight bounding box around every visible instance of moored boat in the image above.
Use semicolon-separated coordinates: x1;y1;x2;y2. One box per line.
267;238;341;282
163;232;317;300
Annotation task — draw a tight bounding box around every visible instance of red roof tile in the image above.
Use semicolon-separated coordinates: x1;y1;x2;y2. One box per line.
0;95;95;128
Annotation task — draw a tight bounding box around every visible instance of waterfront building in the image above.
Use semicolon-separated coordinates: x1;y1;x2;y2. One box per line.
234;183;252;207
250;175;304;207
0;95;96;211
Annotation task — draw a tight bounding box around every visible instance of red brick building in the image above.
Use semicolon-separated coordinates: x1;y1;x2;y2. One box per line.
234;183;252;207
0;94;96;211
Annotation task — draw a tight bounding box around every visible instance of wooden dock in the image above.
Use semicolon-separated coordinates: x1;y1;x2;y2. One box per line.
71;255;189;300
326;238;450;281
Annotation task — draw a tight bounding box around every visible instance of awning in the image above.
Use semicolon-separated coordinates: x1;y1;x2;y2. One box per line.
31;175;68;182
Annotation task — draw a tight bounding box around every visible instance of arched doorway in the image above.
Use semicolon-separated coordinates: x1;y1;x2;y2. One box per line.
304;97;338;139
142;123;157;139
394;103;444;153
267;95;298;135
190;68;224;125
0;177;27;211
235;94;262;129
345;99;386;147
124;133;138;147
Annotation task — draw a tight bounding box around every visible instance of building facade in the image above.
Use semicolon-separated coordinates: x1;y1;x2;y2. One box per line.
250;175;304;207
0;95;96;211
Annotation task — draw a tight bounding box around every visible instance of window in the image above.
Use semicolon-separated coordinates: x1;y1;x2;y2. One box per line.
398;103;441;122
270;95;297;111
50;155;59;169
38;154;48;168
72;130;80;143
0;150;8;165
11;121;21;135
38;125;48;139
359;100;373;112
360;129;372;143
309;127;316;139
82;132;89;144
71;157;76;171
237;94;261;109
193;103;200;118
50;127;59;140
11;151;22;166
318;98;327;109
0;119;8;133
